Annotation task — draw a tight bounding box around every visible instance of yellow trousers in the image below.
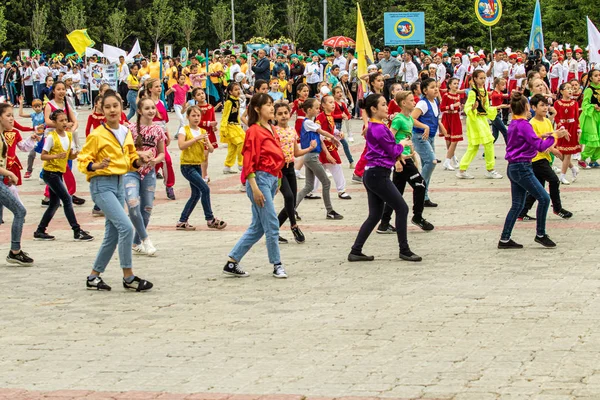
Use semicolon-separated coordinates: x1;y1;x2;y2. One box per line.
459;141;495;171
224;142;243;167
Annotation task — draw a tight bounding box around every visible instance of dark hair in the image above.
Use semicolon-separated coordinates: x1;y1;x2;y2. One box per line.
331;65;340;71
191;87;205;99
135;97;155;135
420;78;436;94
410;81;421;94
358;93;385;118
49;109;67;122
493;77;506;88
510;92;529;115
274;102;291;114
332;86;343;95
247;93;273;126
93;94;103;106
367;72;383;94
224;82;240;102
556;82;571;100
45;76;53;84
254;79;268;92
296;83;308;96
130;63;140;72
301;98;319;112
0;103;10;158
101;89;122;109
186;105;201;116
530;93;548;108
447;77;459;88
49;81;66;101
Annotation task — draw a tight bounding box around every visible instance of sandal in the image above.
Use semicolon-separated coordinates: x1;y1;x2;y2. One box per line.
207;218;227;230
176;222;196;231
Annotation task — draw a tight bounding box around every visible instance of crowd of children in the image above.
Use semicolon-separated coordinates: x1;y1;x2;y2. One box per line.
0;44;599;285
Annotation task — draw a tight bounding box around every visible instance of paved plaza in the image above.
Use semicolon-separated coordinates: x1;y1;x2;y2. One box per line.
1;110;600;400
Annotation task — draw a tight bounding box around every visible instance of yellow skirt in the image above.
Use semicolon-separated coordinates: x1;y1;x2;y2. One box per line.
220;124;245;145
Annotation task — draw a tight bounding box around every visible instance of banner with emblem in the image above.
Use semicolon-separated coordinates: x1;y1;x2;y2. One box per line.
475;0;502;26
384;12;425;46
88;63;118;91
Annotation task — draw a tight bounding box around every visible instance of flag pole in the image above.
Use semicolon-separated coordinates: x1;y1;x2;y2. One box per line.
489;27;493;56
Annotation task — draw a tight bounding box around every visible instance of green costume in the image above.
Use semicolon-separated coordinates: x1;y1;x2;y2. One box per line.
580;83;600;161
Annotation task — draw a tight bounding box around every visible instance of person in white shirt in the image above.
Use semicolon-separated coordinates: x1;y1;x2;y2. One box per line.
565;49;578;81
433;53;447;84
304;54;323;97
575;48;588;75
515;57;526;90
22;61;34;106
400;51;419;86
486;50;508;80
118;55;130;108
333;47;347;71
451;54;467;89
548;50;563;93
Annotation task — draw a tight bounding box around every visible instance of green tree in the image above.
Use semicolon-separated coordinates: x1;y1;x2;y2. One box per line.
211;2;232;44
30;1;50;50
145;0;173;45
253;4;277;38
287;0;308;44
60;0;87;34
179;6;198;50
106;9;130;47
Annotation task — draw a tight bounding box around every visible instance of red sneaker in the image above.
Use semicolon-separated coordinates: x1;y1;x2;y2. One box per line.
24;171;32;179
578;160;591;169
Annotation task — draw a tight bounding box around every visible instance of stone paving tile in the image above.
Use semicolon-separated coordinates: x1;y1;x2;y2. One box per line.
2;112;600;400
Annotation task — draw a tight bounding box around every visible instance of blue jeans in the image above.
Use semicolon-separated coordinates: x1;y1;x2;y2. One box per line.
492;114;508;144
90;175;134;272
179;165;214;222
0;181;26;251
126;90;139;120
335;121;354;163
501;162;551;240
38;170;80;233
412;134;436;200
124;171;156;245
229;171;281;265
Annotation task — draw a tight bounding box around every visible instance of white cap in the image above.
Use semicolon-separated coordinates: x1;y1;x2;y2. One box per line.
339;70;349;78
367;64;378;72
320;86;331;96
428;63;438;69
62;73;73;82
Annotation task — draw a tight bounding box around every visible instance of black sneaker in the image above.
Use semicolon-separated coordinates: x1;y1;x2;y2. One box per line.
535;234;556;248
423;200;438;207
498;239;524;249
86;276;112;291
291;226;305;243
156;172;163;179
295;211;302;221
122;276;153;291
553;209;573;219
399;250;423;262
278;236;289;244
74;230;94;242
6;250;34;266
41;198;50;207
72;195;86;206
348;252;375;262
412;217;434;231
304;193;321;200
223;261;249;277
376;224;396;234
326;210;344;220
34;231;55;241
517;214;536;221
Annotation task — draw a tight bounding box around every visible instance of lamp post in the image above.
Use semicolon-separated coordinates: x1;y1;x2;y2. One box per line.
231;0;236;43
323;0;327;41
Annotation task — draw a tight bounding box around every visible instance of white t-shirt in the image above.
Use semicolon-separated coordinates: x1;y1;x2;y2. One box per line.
304;119;320;132
416;99;439;118
43;133;74;152
176;126;202;139
333;56;347;71
109;126;128;146
23;67;33;86
492;60;509;79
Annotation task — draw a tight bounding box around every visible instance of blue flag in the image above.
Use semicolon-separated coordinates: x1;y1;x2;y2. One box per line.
528;0;544;52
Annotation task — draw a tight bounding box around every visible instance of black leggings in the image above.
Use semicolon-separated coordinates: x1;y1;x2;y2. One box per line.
278;163;298;227
381;158;426;224
351;167;409;253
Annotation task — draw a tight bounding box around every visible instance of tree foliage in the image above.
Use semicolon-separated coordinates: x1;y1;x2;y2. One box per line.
106;9;130;47
0;0;596;56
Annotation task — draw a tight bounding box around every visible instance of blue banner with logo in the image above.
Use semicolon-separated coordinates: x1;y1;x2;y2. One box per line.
384;12;425;46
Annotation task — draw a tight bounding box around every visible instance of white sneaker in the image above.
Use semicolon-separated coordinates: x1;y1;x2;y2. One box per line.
452;156;459;168
559;174;570;185
571;166;579;182
443;159;455;171
238;165;243;172
348;135;354;142
295;170;305;179
223;167;238;174
484;170;503;179
326;170;332;177
456;171;474;179
552;165;560;173
132;243;146;255
143;238;157;256
273;264;288;279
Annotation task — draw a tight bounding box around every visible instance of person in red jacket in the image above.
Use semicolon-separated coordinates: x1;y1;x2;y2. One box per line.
440;78;463;171
223;93;287;279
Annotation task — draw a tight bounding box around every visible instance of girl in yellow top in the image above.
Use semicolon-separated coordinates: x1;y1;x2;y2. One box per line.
456;70;503;180
35;110;94;242
176;106;227;231
77;89;154;292
220;82;245;173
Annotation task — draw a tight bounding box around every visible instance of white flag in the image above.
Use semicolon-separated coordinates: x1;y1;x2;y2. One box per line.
85;47;104;59
127;39;141;63
102;44;127;63
588;17;600;64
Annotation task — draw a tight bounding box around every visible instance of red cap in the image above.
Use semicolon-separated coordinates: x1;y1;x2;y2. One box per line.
517;57;523;62
454;53;462;58
575;48;583;54
471;56;480;63
509;54;518;59
566;48;573;53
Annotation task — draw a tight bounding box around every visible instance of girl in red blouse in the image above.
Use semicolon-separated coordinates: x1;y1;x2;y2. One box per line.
223;93;287;279
291;83;309;180
85;96;106;137
489;78;510;145
332;86;354;168
554;83;581;184
441;78;463;171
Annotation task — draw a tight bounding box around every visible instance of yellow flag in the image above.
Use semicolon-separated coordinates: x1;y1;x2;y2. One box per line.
355;3;374;91
66;29;95;56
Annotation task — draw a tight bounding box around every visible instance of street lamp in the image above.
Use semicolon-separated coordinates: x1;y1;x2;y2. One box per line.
323;0;327;41
231;0;236;43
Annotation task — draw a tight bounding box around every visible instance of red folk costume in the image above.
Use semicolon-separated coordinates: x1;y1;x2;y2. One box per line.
387;99;402;126
291;98;307;136
86;112;106;137
198;103;218;148
333;101;351;123
2;129;36;186
316;112;341;164
549;61;562;94
554;99;582;154
440;92;463;142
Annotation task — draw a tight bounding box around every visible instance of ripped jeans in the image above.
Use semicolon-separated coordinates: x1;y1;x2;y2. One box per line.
124;171;156;245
